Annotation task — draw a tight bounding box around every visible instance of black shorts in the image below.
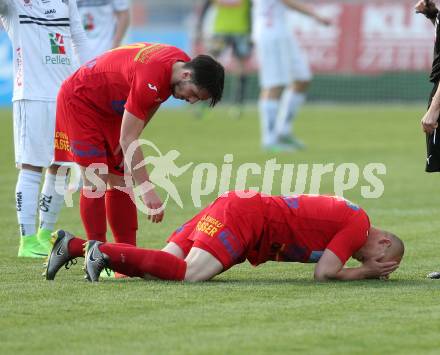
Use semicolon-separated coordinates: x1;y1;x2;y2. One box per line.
207;34;252;59
426;81;440;172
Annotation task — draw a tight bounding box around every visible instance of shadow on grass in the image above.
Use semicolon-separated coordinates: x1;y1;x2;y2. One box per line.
97;276;440;290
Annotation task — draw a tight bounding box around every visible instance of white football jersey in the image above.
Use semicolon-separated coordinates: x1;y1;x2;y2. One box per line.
252;0;288;40
0;0;90;101
77;0;129;59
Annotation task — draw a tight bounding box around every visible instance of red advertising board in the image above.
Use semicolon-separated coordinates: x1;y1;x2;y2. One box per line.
194;0;436;74
289;1;435;73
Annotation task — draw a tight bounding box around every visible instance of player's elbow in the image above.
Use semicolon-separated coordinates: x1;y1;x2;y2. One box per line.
314;268;337;282
314;270;330;282
119;136;134;153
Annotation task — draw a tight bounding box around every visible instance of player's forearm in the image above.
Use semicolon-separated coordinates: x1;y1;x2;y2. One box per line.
429;84;440;111
121;138;150;187
315;267;367;281
112;10;130;49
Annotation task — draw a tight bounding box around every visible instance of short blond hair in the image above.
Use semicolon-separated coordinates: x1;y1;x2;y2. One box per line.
384;232;405;262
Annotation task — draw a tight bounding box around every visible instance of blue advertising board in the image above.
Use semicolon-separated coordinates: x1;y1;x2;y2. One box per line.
0;28;190;108
0;31;12;107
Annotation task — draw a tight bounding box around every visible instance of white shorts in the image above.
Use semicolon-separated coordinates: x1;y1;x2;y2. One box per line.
13;100;56;168
255;34;312;89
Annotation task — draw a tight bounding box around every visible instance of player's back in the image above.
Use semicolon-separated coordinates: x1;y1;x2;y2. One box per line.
249;194;370;265
65;43;189;118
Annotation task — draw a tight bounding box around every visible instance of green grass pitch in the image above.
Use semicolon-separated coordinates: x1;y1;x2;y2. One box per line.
1;104;440;354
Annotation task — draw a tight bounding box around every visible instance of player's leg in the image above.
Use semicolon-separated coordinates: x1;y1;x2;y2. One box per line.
183;247;223;281
45;230;183;280
162;242;186;259
259;86;284;149
106;173;138;245
15;164;45;257
83;198;240;282
65;106;112;243
35;99;70;251
425;82;440;278
37;162;69;251
81;241;222;282
254;36;287;150
14;100;51;257
80;165;108;242
231;35;252;117
275;35;312;148
84;241;189;282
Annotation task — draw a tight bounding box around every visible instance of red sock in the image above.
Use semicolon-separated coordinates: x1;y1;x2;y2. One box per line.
80;189;107;242
99;243;186;280
105;188;138;245
65;237;133;259
67;237;87;258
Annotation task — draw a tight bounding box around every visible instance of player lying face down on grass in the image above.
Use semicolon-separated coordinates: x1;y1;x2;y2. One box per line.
45;191;404;282
54;43;224;248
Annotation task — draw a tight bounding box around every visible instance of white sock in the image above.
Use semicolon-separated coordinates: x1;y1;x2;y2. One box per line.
39;171;67;231
259;98;279;146
275;90;306;138
16;169;42;237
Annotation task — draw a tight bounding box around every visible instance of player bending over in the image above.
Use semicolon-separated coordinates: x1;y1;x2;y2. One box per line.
45;192;404;282
55;43;224;249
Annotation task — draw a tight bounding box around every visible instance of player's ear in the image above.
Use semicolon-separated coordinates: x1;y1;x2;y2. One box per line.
378;236;391;248
181;69;192;80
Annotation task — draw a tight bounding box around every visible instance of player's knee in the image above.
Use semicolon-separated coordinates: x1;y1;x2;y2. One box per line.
261;86;284;100
108;173;126;189
80;166;108;189
162;242;185;259
183;249;223;282
21;164;43;173
183;261;213;282
184;271;209;282
293;81;310;93
47;164;68;175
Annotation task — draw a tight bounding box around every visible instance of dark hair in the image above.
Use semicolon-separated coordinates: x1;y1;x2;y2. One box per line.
183;55;224;107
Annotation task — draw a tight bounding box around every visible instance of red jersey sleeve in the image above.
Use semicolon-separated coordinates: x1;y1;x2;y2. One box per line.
325;211;370;264
125;61;165;120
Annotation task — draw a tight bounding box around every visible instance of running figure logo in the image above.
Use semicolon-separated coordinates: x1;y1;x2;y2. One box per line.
124;139;193;214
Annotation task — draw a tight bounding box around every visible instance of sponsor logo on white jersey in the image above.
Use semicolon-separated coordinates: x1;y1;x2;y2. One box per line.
46;33;71;65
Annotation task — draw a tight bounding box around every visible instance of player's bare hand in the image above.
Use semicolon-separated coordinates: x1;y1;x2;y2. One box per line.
113;144;125;171
362;255;399;279
421;109;439;134
142;189;164;223
415;0;437;15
